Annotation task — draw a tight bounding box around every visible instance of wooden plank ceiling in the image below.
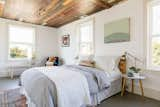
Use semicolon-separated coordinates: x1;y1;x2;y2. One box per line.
0;0;125;27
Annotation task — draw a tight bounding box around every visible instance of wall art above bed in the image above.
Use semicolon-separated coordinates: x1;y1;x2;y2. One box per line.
62;34;70;47
104;18;130;43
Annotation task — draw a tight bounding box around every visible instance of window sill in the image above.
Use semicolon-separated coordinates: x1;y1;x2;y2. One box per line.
8;58;31;62
7;58;32;66
145;67;160;72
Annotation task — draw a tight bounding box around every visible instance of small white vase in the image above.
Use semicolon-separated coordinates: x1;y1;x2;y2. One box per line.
133;73;140;77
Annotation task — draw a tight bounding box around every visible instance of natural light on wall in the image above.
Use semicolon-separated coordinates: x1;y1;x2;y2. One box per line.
148;0;160;70
9;25;35;60
79;20;94;56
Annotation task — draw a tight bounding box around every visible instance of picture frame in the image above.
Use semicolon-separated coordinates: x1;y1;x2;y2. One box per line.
62;35;70;47
104;18;130;43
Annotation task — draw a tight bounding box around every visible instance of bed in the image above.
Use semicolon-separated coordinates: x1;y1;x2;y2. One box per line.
21;56;122;107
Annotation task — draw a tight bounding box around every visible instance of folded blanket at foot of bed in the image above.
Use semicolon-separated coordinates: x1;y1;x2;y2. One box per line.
64;65;111;94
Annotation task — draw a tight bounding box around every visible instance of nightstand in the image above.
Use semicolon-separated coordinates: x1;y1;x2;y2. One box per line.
121;74;146;96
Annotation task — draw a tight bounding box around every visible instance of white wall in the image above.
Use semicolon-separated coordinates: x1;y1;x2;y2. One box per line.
58;0;160;100
58;0;145;64
0;18;58;76
57;22;78;64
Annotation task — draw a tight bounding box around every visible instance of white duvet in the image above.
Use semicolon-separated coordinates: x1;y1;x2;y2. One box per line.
36;67;91;107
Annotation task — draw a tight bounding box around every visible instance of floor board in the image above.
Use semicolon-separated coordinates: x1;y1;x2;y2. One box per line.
97;92;160;107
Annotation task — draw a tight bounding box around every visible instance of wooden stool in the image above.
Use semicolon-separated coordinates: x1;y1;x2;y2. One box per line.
121;74;146;96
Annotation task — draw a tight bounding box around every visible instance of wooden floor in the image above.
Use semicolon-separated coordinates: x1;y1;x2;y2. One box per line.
97;92;160;107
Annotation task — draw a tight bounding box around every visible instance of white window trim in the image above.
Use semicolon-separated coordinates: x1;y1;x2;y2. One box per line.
77;18;95;57
147;0;160;71
8;24;36;61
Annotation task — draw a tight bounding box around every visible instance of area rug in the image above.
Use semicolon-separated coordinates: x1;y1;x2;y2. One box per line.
0;88;27;107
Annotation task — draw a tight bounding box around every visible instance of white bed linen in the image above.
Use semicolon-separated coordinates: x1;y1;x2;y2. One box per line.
39;67;91;107
21;66;91;107
91;71;121;105
22;65;121;107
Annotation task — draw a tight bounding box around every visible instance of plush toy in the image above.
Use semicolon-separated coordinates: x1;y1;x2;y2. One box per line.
45;56;59;66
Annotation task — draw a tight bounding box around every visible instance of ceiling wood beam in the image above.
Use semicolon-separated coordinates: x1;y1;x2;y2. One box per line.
48;9;78;27
63;0;73;6
110;0;124;5
42;0;76;24
39;0;59;16
1;0;125;27
89;0;111;8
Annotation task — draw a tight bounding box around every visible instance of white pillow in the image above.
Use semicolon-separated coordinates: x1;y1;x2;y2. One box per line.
76;55;94;65
94;56;119;73
78;55;94;61
79;60;95;67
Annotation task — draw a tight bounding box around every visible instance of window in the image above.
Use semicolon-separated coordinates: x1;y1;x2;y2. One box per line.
147;0;160;70
9;25;35;60
78;20;94;56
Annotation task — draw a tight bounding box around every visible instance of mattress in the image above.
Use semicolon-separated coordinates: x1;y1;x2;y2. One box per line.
91;71;122;105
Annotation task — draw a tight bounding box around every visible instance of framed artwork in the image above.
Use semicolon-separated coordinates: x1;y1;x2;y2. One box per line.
62;35;70;47
104;18;130;43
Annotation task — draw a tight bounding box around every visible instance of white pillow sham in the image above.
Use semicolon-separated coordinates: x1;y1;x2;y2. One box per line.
94;56;120;73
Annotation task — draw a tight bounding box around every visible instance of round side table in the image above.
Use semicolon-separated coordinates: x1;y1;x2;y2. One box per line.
121;74;146;96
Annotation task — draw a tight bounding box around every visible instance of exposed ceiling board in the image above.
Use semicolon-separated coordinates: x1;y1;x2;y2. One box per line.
0;0;125;27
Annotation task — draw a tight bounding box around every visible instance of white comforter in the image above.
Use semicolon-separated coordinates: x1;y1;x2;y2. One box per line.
35;67;91;107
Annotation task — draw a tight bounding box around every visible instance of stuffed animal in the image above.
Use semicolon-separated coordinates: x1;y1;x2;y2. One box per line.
45;56;59;66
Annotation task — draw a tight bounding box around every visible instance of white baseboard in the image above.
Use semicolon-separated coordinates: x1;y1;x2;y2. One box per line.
127;84;160;101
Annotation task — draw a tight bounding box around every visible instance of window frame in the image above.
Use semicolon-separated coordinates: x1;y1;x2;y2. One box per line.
8;24;36;61
147;0;160;71
77;18;95;56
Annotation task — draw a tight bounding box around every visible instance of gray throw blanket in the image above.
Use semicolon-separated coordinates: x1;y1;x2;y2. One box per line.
64;65;111;94
21;69;57;107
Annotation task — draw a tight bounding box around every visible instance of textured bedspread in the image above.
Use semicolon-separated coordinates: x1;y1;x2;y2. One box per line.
21;65;110;107
64;65;111;94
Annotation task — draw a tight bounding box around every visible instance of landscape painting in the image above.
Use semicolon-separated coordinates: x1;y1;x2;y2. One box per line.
104;18;130;43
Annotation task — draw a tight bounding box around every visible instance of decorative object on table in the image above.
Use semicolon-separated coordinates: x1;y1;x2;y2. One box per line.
129;66;141;77
118;54;127;74
62;34;70;47
121;74;146;96
104;18;130;43
127;70;134;77
120;52;145;97
125;52;144;77
0;88;27;107
45;56;59;66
